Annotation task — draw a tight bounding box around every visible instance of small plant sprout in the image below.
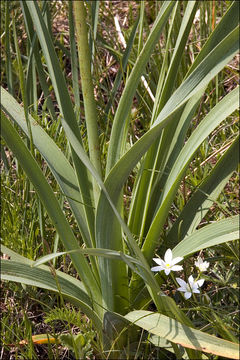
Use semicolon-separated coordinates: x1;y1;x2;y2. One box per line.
176;275;205;299
151;249;183;275
195;257;210;272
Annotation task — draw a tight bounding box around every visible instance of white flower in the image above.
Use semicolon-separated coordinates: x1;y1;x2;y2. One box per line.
194;257;209;272
151;249;183;276
176;275;204;299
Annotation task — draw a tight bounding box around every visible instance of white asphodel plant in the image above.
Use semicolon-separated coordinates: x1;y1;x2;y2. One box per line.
151;249;183;275
195;257;210;272
1;1;239;359
176;276;205;300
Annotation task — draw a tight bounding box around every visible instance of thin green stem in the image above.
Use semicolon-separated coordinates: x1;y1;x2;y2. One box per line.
73;1;102;206
13;14;34;156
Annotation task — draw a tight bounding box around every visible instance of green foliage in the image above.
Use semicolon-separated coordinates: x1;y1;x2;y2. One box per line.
45;306;88;330
1;1;239;359
60;333;94;359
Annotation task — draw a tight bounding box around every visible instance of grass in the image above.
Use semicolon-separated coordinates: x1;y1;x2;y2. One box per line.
1;1;239;359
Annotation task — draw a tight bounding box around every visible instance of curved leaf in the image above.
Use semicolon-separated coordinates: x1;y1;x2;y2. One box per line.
106;0;175;174
1;87;92;246
25;1;96;244
1;113;101;309
142;87;239;261
97;26;239;259
172;215;239;258
1;260;102;331
166;135;239;245
125;310;239;359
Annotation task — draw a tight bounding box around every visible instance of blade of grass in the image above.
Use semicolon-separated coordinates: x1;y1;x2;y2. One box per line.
142;86;239;262
106;0;175;175
20;0;57;122
89;0;100;73
12;15;34;155
4;1;13;95
1;112;102;315
166;135;239;245
25;1;96;241
1;260;102;332
125;310;239;359
68;1;80;115
137;0;145;56
172;215;239;258
73;1;103;207
1;87;92;248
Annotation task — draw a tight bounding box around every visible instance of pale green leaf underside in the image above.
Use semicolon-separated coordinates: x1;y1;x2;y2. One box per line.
125;310;239;359
1;259;102;331
0;87;91;246
166;135;239;244
172;215;239;258
1;112;101;304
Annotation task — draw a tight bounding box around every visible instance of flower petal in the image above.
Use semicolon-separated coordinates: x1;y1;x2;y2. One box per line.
195;258;203;266
191;283;198;292
164;268;171;275
192;288;200;294
184;292;192;299
164;249;172;263
153;258;163;266
196;279;205;287
176;278;186;287
151;266;162;272
171;265;183;272
177;287;186;292
171;257;183;266
188;275;194;285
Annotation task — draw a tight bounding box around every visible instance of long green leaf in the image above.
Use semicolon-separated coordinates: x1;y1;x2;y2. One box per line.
1;259;102;331
68;1;80;114
4;1;13;95
142;87;239;261
130;1;239;241
106;0;175;174
124;310;239;359
172;215;239;258
128;2;199;241
97;26;239;255
25;1;96;243
1;245;89;297
166;135;239;245
32;248;142;273
145;89;204;230
0;87;92;247
96;26;238;314
1;113;102;312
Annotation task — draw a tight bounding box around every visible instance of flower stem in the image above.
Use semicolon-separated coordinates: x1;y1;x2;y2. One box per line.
73;1;102;205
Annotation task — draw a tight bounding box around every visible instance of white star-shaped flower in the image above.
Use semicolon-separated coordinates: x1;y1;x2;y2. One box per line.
194;257;209;272
176;275;204;299
151;249;183;275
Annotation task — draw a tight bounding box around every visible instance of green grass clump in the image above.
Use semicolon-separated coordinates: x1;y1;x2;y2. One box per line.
1;1;239;359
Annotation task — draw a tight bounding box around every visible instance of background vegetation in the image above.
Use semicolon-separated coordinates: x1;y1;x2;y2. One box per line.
1;1;239;359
